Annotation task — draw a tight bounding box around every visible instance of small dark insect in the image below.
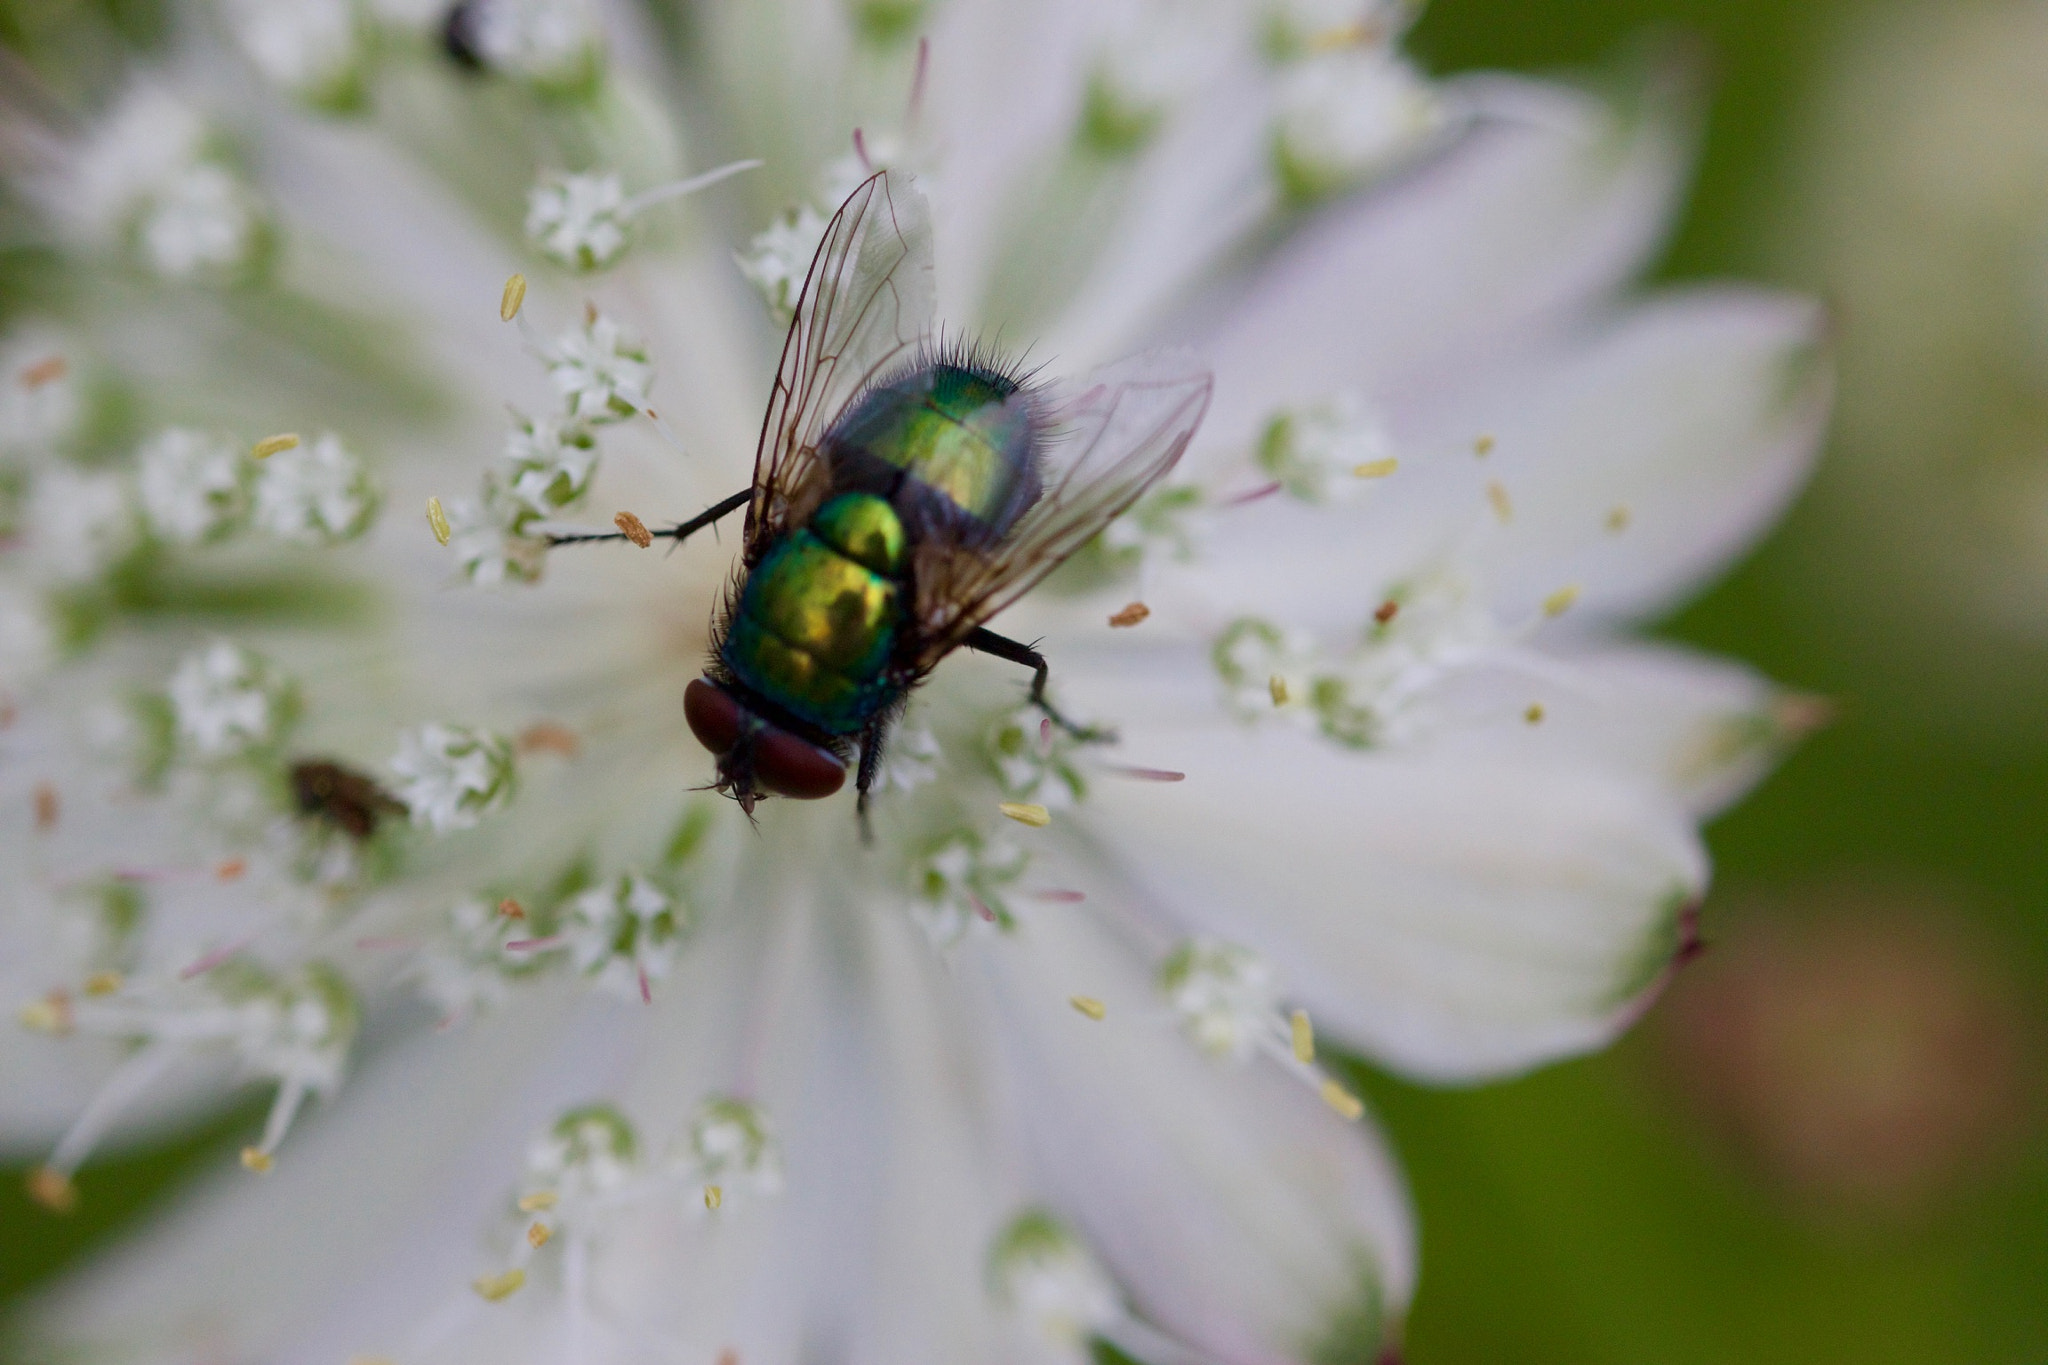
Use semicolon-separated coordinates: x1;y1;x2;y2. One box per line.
290;760;406;842
551;171;1211;828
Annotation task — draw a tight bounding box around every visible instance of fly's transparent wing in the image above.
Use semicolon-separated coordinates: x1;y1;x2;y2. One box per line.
909;350;1213;664
746;169;936;555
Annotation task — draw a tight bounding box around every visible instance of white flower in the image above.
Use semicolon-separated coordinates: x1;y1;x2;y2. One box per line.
445;489;549;586
23;464;136;583
497;414;597;515
737;203;831;323
389;723;516;832
2;8;1828;1365
547;311;651;423
562;872;686;998
166;641;298;758
525;172;629;270
250;432;378;544
136;428;250;544
451;0;604;95
220;0;366;108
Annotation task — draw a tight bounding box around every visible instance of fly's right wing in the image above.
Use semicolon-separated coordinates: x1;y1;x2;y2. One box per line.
745;170;936;558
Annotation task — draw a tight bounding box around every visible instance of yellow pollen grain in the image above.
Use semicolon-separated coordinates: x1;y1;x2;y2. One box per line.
1320;1079;1364;1122
1525;703;1545;725
704;1184;723;1211
1606;504;1631;533
251;433;299;460
999;801;1051;828
81;970;123;997
1473;434;1496;456
1542;584;1581;618
473;1268;526;1302
1290;1009;1314;1064
500;272;528;322
240;1147;274;1174
216;858;247;881
26;1166;76;1214
498;897;527;920
518;721;580;756
1268;675;1290;706
527;1222;552;1249
517;1190;558;1212
614;511;654;548
1307;19;1374;52
1486;480;1513;523
1353;457;1398;479
427;496;452;546
1108;601;1151;628
18;995;70;1034
1070;996;1106;1021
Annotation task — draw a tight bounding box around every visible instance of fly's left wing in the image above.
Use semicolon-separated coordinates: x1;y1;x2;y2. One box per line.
746;170;936;557
907;350;1213;667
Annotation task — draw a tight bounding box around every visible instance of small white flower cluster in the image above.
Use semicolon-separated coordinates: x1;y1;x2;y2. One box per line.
736;204;832;324
987;1209;1124;1350
440;310;651;586
389;723;517;832
561;872;688;999
166;641;300;760
1241;0;1445;205
525;173;630;271
452;0;606;97
909;830;1028;946
136;429;251;545
408;896;531;1021
685;1095;784;1201
986;705;1088;808
1255;392;1397;503
251;433;381;544
218;0;366;111
51;85;269;281
1082;0;1221;156
1156;937;1281;1061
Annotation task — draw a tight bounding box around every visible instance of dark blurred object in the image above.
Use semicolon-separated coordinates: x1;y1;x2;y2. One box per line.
1660;884;2037;1220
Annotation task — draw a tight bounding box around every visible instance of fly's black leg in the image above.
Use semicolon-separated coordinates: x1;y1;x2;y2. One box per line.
854;718;890;847
962;627;1112;742
546;488;752;548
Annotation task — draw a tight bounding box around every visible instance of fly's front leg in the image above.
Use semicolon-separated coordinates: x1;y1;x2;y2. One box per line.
854;718;890;847
962;627;1113;742
546;488;751;548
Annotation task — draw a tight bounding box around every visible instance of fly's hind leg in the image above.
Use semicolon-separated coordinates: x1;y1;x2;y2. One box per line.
962;627;1113;743
546;488;752;548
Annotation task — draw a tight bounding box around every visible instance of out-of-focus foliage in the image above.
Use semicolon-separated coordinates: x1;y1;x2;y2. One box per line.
2;1;2044;1362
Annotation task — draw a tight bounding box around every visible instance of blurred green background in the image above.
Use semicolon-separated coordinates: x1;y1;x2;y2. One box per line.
5;1;2047;1362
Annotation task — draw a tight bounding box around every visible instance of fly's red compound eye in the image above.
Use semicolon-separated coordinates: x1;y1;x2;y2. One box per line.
750;726;846;799
684;677;744;756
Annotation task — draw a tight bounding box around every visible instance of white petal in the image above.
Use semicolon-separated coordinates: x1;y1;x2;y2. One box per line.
1180;71;1693;469
1408;288;1832;624
1066;655;1707;1081
961;897;1415;1362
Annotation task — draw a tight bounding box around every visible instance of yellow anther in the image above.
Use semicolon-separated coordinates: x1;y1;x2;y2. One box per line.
1473;434;1496;456
1542;584;1581;618
517;1190;558;1212
1290;1009;1314;1064
498;897;527;920
21;355;68;389
1268;675;1289;706
527;1221;552;1249
500;273;528;322
473;1268;526;1302
1319;1079;1364;1121
1606;504;1631;533
999;801;1051;828
1306;19;1375;52
251;433;300;460
19;994;71;1034
82;970;123;997
26;1166;76;1213
704;1184;723;1210
1353;457;1398;479
240;1146;274;1174
1070;996;1106;1021
1486;481;1513;523
614;511;654;548
1108;601;1151;628
427;496;452;546
1524;703;1545;725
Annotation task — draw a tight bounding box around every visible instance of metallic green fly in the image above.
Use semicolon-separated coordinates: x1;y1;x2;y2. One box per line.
556;170;1212;824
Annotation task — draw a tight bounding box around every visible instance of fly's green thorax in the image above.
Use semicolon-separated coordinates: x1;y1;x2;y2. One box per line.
720;363;1039;737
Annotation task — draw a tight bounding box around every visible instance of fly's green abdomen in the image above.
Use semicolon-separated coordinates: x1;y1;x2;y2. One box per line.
722;494;907;734
828;363;1040;539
